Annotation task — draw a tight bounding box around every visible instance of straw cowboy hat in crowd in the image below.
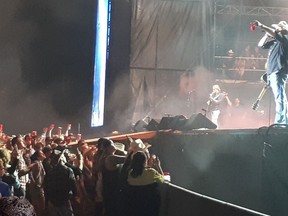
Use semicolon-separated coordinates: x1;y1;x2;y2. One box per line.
114;142;127;154
128;138;152;153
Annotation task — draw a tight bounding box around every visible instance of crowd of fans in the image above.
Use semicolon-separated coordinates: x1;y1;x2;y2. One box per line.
0;124;166;216
216;45;267;80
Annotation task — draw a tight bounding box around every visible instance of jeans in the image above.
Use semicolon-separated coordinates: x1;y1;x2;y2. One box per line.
211;110;220;127
268;72;288;124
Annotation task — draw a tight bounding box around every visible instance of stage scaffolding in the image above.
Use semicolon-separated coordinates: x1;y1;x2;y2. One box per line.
213;1;288;83
215;4;288;17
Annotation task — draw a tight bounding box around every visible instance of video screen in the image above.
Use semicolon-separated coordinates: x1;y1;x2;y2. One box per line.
91;0;111;127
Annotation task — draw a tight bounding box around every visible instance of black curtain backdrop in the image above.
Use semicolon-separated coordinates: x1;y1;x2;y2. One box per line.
130;0;214;123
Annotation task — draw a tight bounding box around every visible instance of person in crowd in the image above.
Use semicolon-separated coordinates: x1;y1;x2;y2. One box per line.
42;145;53;174
0;148;19;195
11;136;37;197
76;140;93;188
24;134;34;154
0;148;11;170
92;137;115;216
0;159;11;197
102;139;127;216
120;138;153;182
91;137;128;216
126;151;164;216
254;20;288;124
72;145;96;216
118;137;163;216
28;147;46;216
54;137;69;152
82;145;96;171
0;146;24;197
222;49;236;70
120;138;153;186
92;137;124;215
80;145;96;202
234;55;246;79
220;49;237;79
127;151;164;185
207;84;232;127
44;149;77;216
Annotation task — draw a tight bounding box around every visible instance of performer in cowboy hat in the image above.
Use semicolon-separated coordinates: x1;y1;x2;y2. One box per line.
253;20;288;125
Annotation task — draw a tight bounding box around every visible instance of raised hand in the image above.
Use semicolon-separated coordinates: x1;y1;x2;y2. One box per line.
253;20;262;27
49;124;55;131
65;124;72;136
66;124;72;131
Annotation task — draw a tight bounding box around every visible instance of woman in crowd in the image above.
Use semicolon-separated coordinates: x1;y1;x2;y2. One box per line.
126;151;164;216
28;147;46;216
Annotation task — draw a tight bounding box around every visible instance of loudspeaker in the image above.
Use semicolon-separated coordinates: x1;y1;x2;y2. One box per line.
133;120;148;132
182;113;217;130
146;118;161;131
158;115;187;130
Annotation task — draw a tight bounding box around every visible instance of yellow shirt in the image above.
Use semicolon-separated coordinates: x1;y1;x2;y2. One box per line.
127;167;164;186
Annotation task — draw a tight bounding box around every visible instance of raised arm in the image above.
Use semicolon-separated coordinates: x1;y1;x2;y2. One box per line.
254;20;276;38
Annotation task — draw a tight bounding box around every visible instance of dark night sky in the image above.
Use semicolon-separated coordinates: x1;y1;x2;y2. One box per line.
0;1;97;136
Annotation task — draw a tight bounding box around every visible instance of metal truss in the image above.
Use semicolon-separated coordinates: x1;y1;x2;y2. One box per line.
215;4;288;17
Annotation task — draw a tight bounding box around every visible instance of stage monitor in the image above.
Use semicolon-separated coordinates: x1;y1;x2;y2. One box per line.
158;115;187;130
182;113;217;130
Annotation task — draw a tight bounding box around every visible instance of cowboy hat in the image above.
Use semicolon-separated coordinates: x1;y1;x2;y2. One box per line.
128;138;152;153
213;84;221;91
227;49;234;54
114;142;127;154
271;21;288;31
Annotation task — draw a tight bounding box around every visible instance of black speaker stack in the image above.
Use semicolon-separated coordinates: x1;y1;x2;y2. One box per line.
144;113;217;131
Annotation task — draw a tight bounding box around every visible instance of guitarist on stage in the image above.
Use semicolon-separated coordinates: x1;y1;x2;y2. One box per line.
254;20;288;124
207;84;232;128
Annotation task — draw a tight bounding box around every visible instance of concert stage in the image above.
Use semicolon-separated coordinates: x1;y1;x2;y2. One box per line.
146;127;288;216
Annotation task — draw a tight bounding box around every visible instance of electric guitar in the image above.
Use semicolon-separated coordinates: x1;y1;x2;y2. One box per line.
252;73;269;110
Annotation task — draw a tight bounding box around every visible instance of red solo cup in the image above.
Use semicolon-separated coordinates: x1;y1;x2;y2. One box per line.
250;23;256;31
163;172;171;182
